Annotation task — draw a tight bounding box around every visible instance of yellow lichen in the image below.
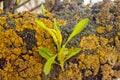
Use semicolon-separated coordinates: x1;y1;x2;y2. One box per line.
74;14;80;20
40;18;54;28
118;23;120;29
0;9;3;14
58;62;82;80
78;33;120;79
0;17;6;25
78;54;100;76
99;37;109;46
56;18;67;26
96;26;105;34
106;25;113;32
84;70;93;77
0;11;58;79
80;35;99;50
44;12;54;19
101;64;114;80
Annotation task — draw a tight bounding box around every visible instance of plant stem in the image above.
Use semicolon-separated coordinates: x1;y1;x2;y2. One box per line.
60;63;64;71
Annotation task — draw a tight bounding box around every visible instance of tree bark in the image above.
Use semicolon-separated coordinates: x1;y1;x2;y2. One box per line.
3;0;17;13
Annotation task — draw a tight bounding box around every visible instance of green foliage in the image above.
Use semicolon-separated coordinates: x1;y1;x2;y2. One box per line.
16;0;21;4
65;48;81;61
38;47;53;60
43;55;57;75
36;18;89;75
64;18;89;46
36;19;62;51
40;4;48;15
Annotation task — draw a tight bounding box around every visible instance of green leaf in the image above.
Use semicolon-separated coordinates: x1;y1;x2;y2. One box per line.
16;0;21;4
58;47;68;63
40;4;48;15
64;18;89;46
38;47;53;60
43;55;57;75
54;19;60;31
53;19;62;51
36;19;62;51
49;29;59;48
36;20;49;30
58;46;68;71
65;48;80;61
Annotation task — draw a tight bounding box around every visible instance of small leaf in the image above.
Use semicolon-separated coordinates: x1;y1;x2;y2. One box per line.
16;0;21;4
36;20;61;50
40;4;48;15
53;19;62;51
38;47;53;60
58;47;68;64
65;18;89;46
65;48;80;61
54;19;60;31
49;29;59;46
36;20;49;30
43;55;57;75
58;46;68;71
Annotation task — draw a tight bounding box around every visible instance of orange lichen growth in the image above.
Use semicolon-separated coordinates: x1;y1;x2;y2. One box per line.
78;33;120;79
117;32;120;36
39;18;54;28
118;23;120;29
96;1;111;24
56;19;67;26
106;25;113;32
101;64;114;80
97;46;118;65
77;54;100;76
74;14;80;20
0;2;120;79
0;9;3;13
0;17;6;25
58;62;82;80
0;11;60;79
96;26;105;34
13;48;21;55
114;70;120;78
99;37;109;46
84;70;93;77
118;16;120;20
44;12;54;19
80;35;108;50
80;35;99;50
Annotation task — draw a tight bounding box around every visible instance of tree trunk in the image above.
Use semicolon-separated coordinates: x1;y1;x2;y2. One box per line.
3;0;17;13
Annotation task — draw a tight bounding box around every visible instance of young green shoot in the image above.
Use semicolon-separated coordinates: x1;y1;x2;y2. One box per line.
36;18;89;75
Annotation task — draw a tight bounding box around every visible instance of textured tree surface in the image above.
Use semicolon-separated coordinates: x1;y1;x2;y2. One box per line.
0;0;120;80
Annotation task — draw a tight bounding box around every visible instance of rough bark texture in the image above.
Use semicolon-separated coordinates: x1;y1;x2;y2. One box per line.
3;0;17;13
